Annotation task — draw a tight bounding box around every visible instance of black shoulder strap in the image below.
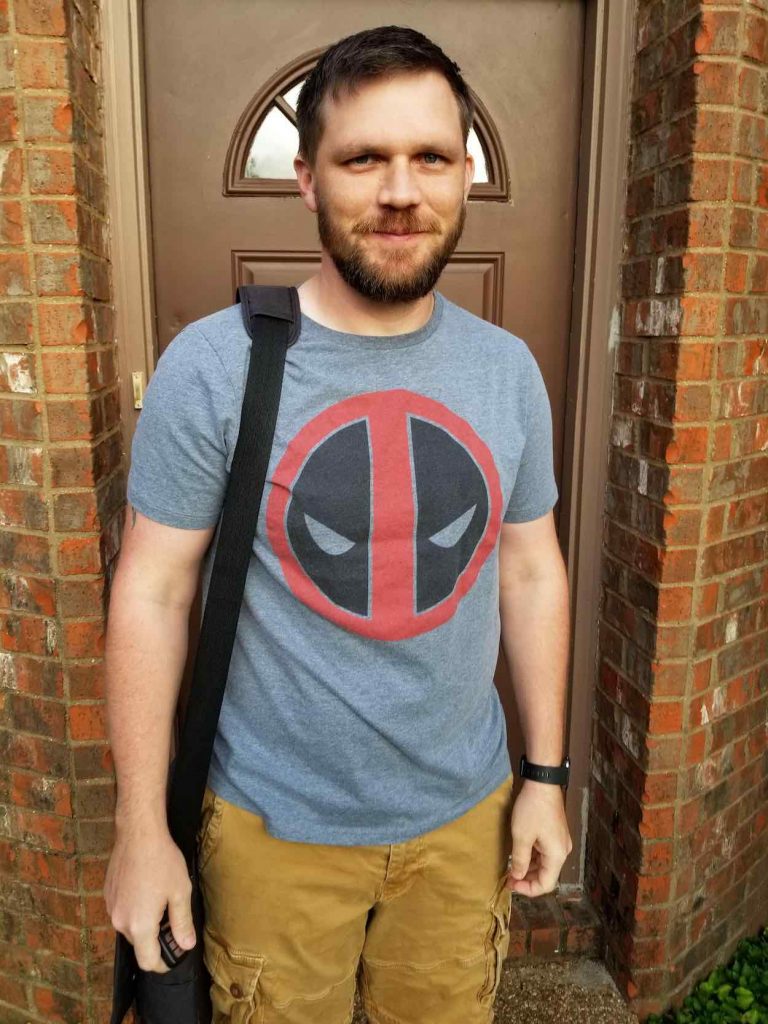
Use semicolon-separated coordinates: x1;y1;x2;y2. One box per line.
166;284;300;861
237;283;302;345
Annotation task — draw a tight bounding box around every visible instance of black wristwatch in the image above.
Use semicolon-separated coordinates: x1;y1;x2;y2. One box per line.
519;753;570;789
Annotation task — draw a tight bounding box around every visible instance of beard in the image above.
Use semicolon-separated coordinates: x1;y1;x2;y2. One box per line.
316;193;467;304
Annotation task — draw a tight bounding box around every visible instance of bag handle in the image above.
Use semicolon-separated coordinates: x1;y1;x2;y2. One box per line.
165;284;300;862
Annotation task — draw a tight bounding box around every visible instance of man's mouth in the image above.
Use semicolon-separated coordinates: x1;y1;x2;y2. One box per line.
370;229;425;239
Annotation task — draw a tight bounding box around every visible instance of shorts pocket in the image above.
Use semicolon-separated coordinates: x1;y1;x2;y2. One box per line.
197;786;224;874
205;928;265;1024
476;873;512;1007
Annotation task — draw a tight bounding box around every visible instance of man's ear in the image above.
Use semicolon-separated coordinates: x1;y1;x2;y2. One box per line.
464;151;475;202
294;154;318;213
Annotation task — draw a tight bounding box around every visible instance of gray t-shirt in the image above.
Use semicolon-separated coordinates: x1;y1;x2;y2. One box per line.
127;290;559;845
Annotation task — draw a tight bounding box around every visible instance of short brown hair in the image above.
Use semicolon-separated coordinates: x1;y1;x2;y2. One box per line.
296;26;475;167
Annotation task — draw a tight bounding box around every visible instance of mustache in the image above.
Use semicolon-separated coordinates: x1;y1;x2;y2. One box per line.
354;217;439;235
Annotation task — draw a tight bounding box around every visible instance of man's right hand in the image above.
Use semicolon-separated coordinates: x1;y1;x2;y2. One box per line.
104;819;197;974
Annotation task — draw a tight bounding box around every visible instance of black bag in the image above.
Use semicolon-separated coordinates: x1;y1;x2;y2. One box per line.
109;285;301;1024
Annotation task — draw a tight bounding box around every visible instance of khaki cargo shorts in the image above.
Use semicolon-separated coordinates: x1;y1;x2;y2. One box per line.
196;771;515;1024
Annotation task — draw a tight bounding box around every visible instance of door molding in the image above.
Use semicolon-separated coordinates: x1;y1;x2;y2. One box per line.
102;0;159;455
102;0;636;889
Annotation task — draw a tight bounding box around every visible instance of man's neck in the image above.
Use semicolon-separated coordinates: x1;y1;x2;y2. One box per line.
297;264;435;337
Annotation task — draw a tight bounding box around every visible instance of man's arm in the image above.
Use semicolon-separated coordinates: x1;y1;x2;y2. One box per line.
106;504;215;829
499;509;573;895
498;510;570;771
103;504;216;971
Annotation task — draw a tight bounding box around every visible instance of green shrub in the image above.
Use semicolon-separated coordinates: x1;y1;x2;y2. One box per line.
646;926;768;1024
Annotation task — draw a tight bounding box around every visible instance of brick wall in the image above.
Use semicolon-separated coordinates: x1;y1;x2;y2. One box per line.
0;0;120;1021
588;0;768;1019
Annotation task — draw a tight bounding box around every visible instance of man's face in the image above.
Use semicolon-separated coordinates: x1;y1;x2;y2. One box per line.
295;70;474;304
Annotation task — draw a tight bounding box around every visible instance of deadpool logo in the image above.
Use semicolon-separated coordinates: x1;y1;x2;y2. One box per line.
266;389;503;640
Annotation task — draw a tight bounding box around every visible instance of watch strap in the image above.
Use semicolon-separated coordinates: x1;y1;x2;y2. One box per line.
519;753;570;787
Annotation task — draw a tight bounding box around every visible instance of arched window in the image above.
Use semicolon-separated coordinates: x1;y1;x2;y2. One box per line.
224;50;510;201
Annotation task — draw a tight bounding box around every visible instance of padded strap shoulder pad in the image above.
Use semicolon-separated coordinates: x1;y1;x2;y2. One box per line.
236;284;301;346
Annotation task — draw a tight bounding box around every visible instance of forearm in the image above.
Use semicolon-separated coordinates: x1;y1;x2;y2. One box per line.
105;577;191;832
499;567;570;766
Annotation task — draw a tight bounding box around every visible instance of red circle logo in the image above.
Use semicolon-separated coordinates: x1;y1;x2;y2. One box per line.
266;389;503;640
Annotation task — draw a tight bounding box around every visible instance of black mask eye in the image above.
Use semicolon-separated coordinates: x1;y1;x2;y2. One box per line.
304;514;355;556
428;505;477;548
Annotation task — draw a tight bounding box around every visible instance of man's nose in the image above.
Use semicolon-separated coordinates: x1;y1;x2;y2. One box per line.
377;158;422;208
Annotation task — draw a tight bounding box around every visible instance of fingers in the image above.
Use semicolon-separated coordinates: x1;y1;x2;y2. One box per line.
507;876;550;898
132;923;171;973
167;887;197;951
505;847;561;897
508;846;532;881
128;879;195;973
505;867;560;897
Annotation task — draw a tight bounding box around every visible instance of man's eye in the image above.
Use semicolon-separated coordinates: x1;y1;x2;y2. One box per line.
349;154;374;165
422;153;444;164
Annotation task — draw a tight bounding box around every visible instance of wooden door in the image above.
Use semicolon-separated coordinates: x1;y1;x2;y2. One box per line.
141;0;585;878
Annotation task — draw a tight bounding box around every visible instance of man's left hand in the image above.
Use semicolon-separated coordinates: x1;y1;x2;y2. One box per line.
504;781;573;897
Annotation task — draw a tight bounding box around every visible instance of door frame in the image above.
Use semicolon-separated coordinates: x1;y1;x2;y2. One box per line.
101;0;637;890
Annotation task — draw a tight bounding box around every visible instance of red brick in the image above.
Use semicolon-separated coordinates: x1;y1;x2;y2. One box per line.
689;205;726;246
41;350;97;394
68;703;107;742
732;160;754;204
695;10;741;55
0;198;24;244
0;612;56;656
61;618;104;658
0;94;18;141
15;807;75;854
663;506;702;545
725;253;748;292
54;487;99;537
38;301;93;345
0;488;47;530
27;148;74;193
29;198;77;244
744;12;768;62
23;96;73;144
695;109;736;154
11;770;72;816
0;528;49;573
17;37;68;88
0;145;23;193
16;846;77;890
708;503;724;544
8;655;63;701
0;252;31;295
46;397;100;441
67;661;106;702
679;296;721;336
57;535;101;575
757;163;768;208
691;60;737;105
26;918;83;962
657;585;693;620
665;425;709;462
0;728;68;776
34;252;83;296
14;0;67;35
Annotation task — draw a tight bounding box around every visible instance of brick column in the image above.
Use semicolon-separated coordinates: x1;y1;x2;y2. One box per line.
0;0;120;1021
588;1;768;1019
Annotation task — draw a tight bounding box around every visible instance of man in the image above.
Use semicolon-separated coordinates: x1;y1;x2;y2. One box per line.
104;24;573;1024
